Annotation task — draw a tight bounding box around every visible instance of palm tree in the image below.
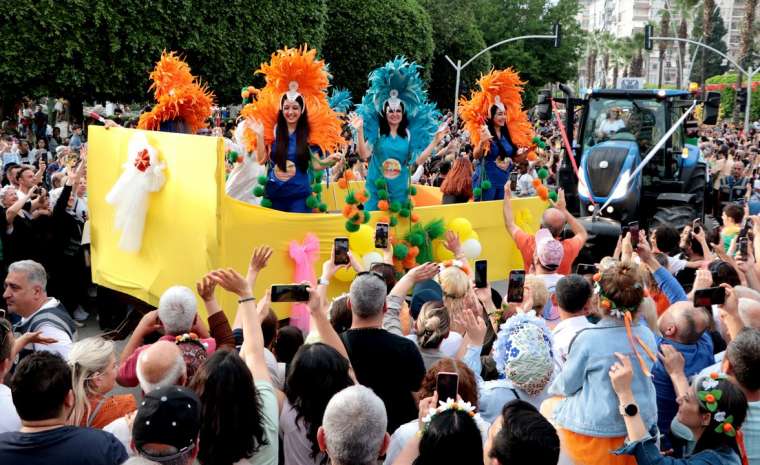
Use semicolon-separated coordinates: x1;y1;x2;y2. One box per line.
600;32;616;88
585;31;600;89
658;7;672;88
700;0;716;96
672;0;701;88
732;0;758;123
630;31;645;77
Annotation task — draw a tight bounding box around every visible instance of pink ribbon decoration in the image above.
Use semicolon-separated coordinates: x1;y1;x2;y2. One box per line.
288;233;320;333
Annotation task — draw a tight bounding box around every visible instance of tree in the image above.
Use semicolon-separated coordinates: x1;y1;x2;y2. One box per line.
321;0;434;102
584;31;600;89
673;0;700;89
689;4;729;85
599;31;615;88
658;7;671;88
731;0;757;123
420;0;491;109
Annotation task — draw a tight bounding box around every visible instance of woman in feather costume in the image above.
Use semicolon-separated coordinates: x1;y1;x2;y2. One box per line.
349;57;448;212
459;69;534;201
240;46;345;213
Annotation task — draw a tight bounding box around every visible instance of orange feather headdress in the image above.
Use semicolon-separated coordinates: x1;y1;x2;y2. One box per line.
137;51;215;134
239;46;345;154
458;68;534;151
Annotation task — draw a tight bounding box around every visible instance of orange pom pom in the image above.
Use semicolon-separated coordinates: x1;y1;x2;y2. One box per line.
247;86;255;94
394;261;405;273
532;178;542;188
593;273;601;282
411;213;420;223
337;178;348;189
710;372;719;379
344;170;355;181
355;191;367;203
408;246;419;257
242;90;250;99
537;185;549;200
527;150;538;162
380;216;390;224
342;204;354;218
600;299;611;310
403;257;417;269
378;200;389;211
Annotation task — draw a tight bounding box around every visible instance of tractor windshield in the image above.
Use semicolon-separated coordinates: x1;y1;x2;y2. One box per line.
583;97;666;155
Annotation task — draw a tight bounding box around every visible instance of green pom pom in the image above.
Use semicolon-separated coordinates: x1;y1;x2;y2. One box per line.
227;151;238;164
253;186;265;197
404;200;413;210
261;198;273;208
318;203;328;213
537;167;549;180
425;218;446;240
374;179;387;189
408;232;424;247
399;208;411;218
363;211;371;223
345;221;360;233
389;201;401;213
393;243;409;260
257;175;268;185
312;183;323;193
306;196;319;209
313;172;324;183
351;213;361;222
538;140;547;149
473;187;482;199
410;186;417;195
345;192;357;205
377;189;388;200
390;216;398;227
532;136;541;143
481;180;492;190
548;190;558;202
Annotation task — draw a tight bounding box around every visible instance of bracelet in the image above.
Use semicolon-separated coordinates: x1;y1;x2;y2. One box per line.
238;296;256;304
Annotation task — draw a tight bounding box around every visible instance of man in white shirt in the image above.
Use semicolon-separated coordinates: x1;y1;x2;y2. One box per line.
551;274;594;367
596;107;626;139
0;317;21;433
4;260;76;363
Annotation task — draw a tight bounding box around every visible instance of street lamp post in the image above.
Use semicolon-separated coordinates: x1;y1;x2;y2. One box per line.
445;24;561;126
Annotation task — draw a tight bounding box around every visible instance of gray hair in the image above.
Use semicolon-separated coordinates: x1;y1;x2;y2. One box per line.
8;260;47;290
136;348;186;393
157;286;198;335
738;297;760;330
322;385;387;465
348;274;387;319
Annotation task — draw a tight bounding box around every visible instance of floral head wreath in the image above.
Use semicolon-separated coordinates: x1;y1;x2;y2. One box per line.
697;372;737;437
440;259;471;278
421;399;478;433
592;273;641;319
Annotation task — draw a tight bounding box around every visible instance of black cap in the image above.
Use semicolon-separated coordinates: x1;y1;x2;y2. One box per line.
133;386;201;462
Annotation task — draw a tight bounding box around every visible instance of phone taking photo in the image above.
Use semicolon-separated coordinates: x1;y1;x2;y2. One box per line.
270;284;310;303
334;237;349;266
692;218;702;234
375;223;389;249
576;263;598;275
693;287;726;307
474;260;487;289
436;372;459;403
509;171;519;191
628;222;639;249
507;270;526;303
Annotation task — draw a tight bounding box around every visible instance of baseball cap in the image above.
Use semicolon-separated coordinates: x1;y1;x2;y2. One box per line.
535;228;564;270
411;279;443;320
133;386;201;462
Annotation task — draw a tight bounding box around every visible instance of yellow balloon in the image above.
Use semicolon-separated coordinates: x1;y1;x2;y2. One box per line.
433;239;455;262
349;224;374;255
462;230;479;242
334;266;357;282
448;217;473;239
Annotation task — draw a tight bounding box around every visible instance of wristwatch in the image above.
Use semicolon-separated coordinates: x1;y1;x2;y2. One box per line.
318;278;330;286
619;403;639;417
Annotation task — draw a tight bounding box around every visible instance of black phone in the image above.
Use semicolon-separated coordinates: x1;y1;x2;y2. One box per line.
576;263;598;275
270;284;310;303
739;236;749;258
507;270;526;303
334;237;350;266
628;222;639;249
693;287;726;307
510;171;519;191
375;223;389;249
436;372;459;403
474;260;487;288
692;218;702;234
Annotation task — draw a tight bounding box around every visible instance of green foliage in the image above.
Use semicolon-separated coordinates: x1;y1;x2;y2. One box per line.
706;74;760;85
420;0;490;109
322;0;434;100
689;6;729;83
719;86;735;119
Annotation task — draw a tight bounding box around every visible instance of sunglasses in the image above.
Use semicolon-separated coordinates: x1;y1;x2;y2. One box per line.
357;270;386;282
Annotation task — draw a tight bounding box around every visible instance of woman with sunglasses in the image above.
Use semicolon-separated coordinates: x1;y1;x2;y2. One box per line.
350;57;447;212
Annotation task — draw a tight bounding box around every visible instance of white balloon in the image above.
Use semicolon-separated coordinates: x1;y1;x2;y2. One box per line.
362;252;384;270
461;239;482;259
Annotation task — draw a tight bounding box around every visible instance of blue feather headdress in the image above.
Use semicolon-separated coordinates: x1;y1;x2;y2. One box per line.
328;87;353;114
356;56;441;156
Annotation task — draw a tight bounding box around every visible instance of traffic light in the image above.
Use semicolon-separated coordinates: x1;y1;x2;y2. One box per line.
553;22;562;48
737;88;747;110
644;24;654;51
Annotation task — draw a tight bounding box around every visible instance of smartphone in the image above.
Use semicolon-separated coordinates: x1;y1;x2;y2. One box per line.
474;260;488;288
374;223;389;249
509;171;519;191
270;284;310;303
506;270;526;303
334;237;349;266
739;236;749;258
692;219;702;234
693;287;726;307
628;222;639;249
576;263;598;275
436;372;459;403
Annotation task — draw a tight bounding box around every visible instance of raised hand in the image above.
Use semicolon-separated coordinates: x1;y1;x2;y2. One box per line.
209;268;251;298
196;274;217;303
348;112;363;131
609;352;634;396
658;344;685;377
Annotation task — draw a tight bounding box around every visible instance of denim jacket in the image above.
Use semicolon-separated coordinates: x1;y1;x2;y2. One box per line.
548;317;658;437
614;434;741;465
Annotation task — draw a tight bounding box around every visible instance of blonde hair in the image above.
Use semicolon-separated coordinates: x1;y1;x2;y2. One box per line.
525;275;549;312
416;301;450;349
439;266;472;322
67;337;115;426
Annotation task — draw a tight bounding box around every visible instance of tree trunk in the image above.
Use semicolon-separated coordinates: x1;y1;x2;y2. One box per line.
603;53;610;88
613;64;619;88
678;19;687;88
701;0;715;98
658;51;665;88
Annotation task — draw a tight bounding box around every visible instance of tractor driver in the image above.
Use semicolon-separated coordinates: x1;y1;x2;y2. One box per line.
595;107;626;140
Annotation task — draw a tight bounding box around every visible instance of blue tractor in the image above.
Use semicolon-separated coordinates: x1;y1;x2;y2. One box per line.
555;88;707;257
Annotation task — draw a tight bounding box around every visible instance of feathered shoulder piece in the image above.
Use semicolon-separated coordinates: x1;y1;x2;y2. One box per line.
239;46;345;154
137;51;215;134
356;56;440;156
458;68;533;151
328;88;353;114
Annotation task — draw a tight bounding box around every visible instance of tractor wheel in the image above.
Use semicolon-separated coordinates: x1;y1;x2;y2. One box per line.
652;205;697;231
684;162;707;216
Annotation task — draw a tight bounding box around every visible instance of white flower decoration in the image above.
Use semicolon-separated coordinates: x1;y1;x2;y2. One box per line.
702;378;719;390
714;411;727;423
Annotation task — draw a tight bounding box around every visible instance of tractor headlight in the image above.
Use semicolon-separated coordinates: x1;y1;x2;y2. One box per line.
609;170;631;200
